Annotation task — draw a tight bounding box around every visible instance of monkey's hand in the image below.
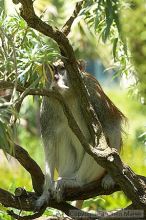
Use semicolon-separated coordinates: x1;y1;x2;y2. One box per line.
101;173;115;189
53;176;81;203
35;184;55;210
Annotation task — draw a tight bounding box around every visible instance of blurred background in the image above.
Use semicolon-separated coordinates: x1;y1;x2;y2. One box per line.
0;0;146;219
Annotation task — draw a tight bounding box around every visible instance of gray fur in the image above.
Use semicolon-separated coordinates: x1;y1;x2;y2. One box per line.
36;64;124;208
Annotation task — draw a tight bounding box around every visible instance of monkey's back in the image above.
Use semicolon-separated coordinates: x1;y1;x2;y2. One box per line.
83;73;125;150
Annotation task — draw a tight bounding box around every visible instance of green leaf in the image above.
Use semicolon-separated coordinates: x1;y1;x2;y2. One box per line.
113;37;118;60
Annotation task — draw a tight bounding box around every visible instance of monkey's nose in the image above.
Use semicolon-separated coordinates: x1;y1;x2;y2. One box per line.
54;74;59;81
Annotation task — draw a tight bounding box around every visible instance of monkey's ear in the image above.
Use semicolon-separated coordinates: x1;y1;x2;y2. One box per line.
77;59;86;72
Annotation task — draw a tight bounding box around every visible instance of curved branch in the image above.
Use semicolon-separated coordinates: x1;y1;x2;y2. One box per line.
1;186;146;220
1;140;146;219
0;188;97;219
6;144;44;195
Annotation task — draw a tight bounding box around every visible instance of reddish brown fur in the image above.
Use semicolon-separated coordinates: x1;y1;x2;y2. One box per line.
84;72;126;122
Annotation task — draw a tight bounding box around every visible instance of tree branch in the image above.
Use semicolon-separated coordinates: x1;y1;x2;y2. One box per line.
62;0;84;36
0;140;146;219
6;144;44;195
0;186;146;219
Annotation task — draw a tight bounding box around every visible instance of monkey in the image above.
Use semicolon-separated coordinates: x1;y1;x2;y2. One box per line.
36;60;125;208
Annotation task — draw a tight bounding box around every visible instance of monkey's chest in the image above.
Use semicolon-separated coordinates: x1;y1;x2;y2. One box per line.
41;97;89;138
40;98;90;167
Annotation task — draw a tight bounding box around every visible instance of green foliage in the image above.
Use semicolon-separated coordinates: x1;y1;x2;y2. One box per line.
81;0;123;53
0;13;59;152
0;99;15;151
121;0;146;97
0;14;59;86
0;211;11;220
83;0;121;41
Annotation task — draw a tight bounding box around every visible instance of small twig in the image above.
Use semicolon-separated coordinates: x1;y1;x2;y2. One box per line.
19;26;29;47
0;27;11;81
10;76;41;124
10;35;18;103
62;0;84;36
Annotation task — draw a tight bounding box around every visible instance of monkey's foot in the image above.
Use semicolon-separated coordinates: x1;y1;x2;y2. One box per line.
35;190;51;210
53;176;80;203
101;173;115;189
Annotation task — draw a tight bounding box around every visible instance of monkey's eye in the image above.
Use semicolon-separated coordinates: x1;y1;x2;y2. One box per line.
59;66;65;72
58;67;65;77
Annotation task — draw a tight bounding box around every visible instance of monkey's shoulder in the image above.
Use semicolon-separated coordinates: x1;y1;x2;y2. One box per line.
40;97;67;131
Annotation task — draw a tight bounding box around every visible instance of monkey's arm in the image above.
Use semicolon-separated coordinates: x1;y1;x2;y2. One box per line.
36;98;57;208
36;139;56;208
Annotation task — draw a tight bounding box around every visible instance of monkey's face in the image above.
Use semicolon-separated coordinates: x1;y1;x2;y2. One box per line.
48;60;70;93
46;59;85;95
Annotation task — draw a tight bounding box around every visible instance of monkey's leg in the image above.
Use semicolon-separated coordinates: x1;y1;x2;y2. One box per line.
36;141;55;209
75;153;105;184
76;153;115;189
53;152;105;205
54;177;84;208
53;152;104;203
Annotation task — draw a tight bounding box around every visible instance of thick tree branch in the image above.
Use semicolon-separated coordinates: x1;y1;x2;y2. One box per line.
0;187;146;219
0;140;146;219
0;188;99;220
6;144;44;195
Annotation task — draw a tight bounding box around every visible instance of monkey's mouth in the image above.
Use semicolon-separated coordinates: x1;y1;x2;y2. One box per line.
54;73;59;81
57;78;69;90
